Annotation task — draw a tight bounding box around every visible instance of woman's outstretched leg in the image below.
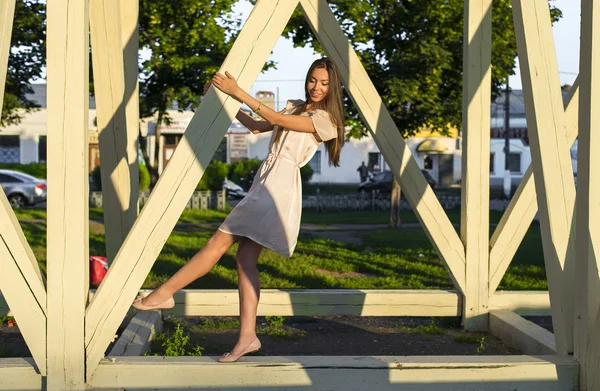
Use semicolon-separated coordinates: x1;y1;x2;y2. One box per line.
229;238;263;356
140;229;238;306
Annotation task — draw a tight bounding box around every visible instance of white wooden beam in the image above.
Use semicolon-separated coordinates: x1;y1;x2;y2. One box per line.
575;1;600;389
512;0;576;356
299;0;466;293
0;190;46;312
46;0;89;388
90;0;136;262
0;0;15;112
120;0;140;215
0;358;42;391
490;310;556;355
84;0;301;379
89;355;577;391
0;240;46;375
461;0;492;331
489;291;551;316
150;289;462;317
489;80;579;294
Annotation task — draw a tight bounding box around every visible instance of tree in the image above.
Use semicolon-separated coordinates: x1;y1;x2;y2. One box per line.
282;0;562;138
137;0;241;183
1;0;45;127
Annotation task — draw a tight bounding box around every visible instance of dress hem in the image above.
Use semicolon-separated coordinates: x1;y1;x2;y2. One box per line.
217;226;295;258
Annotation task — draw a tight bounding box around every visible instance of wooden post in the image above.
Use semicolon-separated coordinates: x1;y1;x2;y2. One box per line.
46;0;89;388
461;0;492;331
512;0;576;355
120;0;140;214
389;177;402;228
0;0;15;112
89;0;136;262
575;1;600;389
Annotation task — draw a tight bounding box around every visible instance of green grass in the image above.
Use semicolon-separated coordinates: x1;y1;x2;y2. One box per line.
15;209;546;290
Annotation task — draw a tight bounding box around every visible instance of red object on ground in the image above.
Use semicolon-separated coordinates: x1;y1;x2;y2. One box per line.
7;319;16;328
90;256;109;286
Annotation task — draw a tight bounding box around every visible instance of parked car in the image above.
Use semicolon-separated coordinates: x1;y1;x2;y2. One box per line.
0;169;47;208
223;178;247;199
358;170;437;193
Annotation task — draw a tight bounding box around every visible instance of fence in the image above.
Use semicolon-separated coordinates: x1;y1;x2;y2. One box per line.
89;190;227;211
302;192;462;212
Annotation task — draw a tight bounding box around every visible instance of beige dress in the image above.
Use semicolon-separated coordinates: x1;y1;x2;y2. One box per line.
218;99;338;257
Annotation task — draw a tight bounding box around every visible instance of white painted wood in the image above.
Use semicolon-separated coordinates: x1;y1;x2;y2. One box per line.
512;0;576;356
85;0;301;379
88;355;577;391
489;80;579;295
151;289;462;317
490;310;556;355
461;0;492;331
489;291;551;316
46;0;89;388
0;0;15;113
108;310;163;357
576;1;600;389
89;0;136;263
120;0;140;216
0;189;46;312
0;358;42;391
299;0;466;293
0;240;46;375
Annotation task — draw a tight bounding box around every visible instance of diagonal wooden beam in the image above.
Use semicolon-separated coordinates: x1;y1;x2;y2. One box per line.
461;0;492;331
512;0;576;355
0;0;15;112
0;238;46;375
84;0;301;379
46;0;90;388
90;0;136;263
299;0;466;292
489;79;579;294
0;190;46;313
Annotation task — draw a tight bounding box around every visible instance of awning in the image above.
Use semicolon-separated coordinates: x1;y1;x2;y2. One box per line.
417;139;449;154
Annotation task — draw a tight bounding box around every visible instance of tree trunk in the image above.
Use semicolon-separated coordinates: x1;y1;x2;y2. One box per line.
390;176;402;228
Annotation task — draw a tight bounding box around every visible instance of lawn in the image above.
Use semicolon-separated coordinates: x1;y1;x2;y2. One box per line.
14;207;546;290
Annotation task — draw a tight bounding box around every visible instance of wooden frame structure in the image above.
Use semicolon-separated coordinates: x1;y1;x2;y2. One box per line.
0;0;595;389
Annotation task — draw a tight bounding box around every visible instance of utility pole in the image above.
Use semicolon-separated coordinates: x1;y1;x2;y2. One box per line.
503;78;511;199
276;87;280;111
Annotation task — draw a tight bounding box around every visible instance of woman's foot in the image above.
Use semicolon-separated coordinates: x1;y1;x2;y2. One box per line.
132;288;175;311
219;336;261;363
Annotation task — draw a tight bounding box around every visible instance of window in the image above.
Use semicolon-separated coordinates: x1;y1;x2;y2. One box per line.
0;136;19;147
0;173;22;183
423;155;433;170
308;151;321;174
164;134;181;145
490;153;495;173
508;153;521;173
368;152;381;172
39;136;47;163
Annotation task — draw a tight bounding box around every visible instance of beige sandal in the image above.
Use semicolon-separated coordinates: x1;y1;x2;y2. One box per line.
219;337;261;363
132;295;175;311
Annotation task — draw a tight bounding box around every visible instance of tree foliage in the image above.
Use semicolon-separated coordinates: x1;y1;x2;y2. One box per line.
1;0;45;127
282;0;562;137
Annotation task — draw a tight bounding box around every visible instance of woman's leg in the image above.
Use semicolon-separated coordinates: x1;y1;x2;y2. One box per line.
141;229;238;306
229;238;263;356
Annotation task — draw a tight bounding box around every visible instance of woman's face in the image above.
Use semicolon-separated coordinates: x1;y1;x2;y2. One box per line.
306;67;330;104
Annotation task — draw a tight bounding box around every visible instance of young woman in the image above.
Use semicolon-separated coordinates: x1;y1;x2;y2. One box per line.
132;57;345;362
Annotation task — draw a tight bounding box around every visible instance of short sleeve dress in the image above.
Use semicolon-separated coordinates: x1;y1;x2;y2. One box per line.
218;99;338;257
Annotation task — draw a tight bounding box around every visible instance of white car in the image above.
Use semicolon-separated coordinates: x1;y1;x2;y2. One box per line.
0;169;47;208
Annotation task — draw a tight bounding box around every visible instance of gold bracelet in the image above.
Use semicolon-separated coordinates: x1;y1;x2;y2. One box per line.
255;101;262;113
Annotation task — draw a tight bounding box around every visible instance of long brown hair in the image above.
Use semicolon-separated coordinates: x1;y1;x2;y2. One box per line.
274;57;345;166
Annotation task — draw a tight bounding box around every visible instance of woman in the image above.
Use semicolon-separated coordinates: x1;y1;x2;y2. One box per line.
133;57;345;362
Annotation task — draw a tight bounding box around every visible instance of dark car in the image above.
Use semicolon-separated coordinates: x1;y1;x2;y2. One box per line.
358;170;436;193
0;169;47;208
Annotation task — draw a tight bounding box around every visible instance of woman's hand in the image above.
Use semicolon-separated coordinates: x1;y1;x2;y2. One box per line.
212;71;240;98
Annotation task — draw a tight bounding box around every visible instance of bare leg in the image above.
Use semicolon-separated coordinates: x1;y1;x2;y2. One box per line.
141;229;238;306
228;238;263;356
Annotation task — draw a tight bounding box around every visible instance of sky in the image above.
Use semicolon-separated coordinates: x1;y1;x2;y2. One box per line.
235;0;581;106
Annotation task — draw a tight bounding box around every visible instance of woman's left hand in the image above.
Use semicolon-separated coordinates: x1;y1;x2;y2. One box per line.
212;71;239;97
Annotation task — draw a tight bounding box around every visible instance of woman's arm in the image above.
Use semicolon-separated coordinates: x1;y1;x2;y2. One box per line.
236;110;274;134
212;72;317;134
